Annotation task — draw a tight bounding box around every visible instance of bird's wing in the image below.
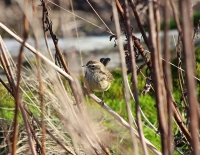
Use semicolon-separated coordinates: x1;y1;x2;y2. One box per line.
100;69;114;82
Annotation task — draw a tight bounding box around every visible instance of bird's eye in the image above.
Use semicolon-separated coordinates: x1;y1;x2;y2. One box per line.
90;65;95;69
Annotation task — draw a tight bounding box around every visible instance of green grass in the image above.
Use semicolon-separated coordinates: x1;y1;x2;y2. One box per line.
0;85;15;120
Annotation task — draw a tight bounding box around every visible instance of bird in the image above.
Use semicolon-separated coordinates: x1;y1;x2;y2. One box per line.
82;58;114;103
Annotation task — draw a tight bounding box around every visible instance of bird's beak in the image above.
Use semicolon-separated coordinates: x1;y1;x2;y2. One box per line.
82;65;86;67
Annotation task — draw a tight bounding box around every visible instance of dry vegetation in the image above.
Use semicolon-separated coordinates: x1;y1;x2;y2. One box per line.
0;0;200;155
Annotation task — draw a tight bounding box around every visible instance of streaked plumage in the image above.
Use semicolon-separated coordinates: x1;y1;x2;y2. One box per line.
83;60;114;93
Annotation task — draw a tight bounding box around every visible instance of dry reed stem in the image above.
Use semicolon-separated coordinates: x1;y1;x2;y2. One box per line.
148;1;169;154
0;22;73;81
163;0;173;154
176;35;188;108
123;0;148;154
112;0;138;154
180;1;200;154
36;1;46;154
12;4;29;153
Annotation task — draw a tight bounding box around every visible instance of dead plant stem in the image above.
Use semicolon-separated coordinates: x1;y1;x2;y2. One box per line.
123;0;148;154
180;1;200;153
12;6;29;154
163;0;173;154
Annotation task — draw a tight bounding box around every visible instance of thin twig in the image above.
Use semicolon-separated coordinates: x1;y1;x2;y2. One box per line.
163;0;173;154
86;0;113;34
47;0;112;34
148;1;168;154
112;0;138;154
12;3;29;153
0;22;73;81
123;0;148;154
39;1;46;154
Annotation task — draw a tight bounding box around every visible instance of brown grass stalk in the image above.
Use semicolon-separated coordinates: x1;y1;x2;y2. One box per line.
36;1;46;154
180;0;200;153
12;1;29;153
163;0;173;154
112;0;138;154
0;22;73;81
148;1;169;154
123;0;148;154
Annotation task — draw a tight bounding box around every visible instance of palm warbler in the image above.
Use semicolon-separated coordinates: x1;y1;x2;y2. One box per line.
83;58;114;101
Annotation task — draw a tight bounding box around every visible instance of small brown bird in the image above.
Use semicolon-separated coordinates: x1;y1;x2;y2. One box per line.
83;58;114;102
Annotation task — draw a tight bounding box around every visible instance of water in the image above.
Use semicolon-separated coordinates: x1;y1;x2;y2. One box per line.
2;30;179;55
1;30;180;73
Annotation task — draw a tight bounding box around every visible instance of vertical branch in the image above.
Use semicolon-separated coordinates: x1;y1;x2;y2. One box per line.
148;1;168;154
169;0;188;110
123;0;148;154
180;0;200;154
163;0;173;154
112;0;138;154
12;0;29;154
